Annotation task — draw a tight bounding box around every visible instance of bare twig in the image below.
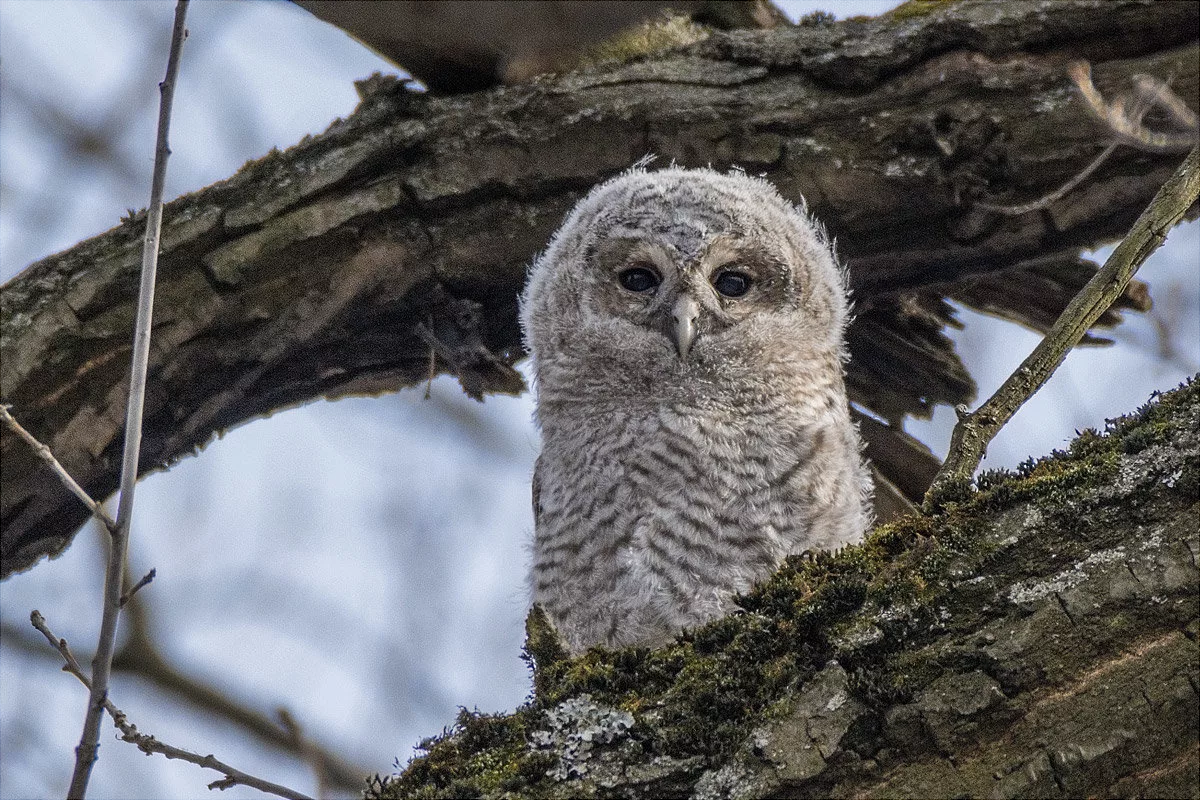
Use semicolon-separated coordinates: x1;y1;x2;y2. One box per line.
423;322;437;400
2;617;373;793
68;3;189;796
1131;74;1200;135
926;144;1200;501
30;612;314;800
978;60;1198;216
1069;60;1198;153
975;142;1120;216
0;406;117;532
119;568;156;607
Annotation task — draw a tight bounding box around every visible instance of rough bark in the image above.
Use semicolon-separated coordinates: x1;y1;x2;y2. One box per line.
2;0;1197;576
368;379;1199;800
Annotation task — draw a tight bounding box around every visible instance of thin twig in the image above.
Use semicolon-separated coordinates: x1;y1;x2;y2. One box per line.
926;144;1200;502
0;406;117;532
977;59;1198;216
1;617;373;793
1069;60;1198;153
68;3;189;796
976;141;1121;216
31;612;314;800
1131;74;1200;134
120;568;156;607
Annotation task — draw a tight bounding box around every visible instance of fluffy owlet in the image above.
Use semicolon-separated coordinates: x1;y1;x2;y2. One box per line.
520;166;873;654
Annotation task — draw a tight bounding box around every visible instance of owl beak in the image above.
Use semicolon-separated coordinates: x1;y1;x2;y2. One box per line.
671;295;701;360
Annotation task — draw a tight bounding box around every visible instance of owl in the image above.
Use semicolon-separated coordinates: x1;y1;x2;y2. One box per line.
520;166;873;654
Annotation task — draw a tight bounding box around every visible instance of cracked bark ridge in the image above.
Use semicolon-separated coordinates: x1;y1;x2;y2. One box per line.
374;379;1198;800
2;0;1198;576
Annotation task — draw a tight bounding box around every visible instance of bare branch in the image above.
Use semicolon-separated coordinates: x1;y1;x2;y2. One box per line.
1069;60;1199;153
119;568;156;607
977;58;1200;216
927;145;1200;500
2;615;373;793
1132;74;1200;134
69;2;189;795
30;611;315;800
975;141;1120;216
30;611;93;686
0;406;116;532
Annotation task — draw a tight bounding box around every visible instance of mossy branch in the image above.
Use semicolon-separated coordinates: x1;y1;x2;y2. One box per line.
373;380;1199;799
926;144;1200;503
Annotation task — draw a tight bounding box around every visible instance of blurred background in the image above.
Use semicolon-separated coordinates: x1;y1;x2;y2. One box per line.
1;1;1196;797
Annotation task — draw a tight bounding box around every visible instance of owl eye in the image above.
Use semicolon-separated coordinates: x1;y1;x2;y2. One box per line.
712;270;752;298
618;266;661;293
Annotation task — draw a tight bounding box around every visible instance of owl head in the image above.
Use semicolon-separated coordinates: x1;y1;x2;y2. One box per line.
521;166;851;403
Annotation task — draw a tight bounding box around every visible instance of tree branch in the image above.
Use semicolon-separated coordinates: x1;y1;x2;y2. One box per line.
929;144;1200;498
371;379;1200;799
0;406;115;532
2;0;1197;577
0;615;373;794
68;3;189;795
29;611;314;800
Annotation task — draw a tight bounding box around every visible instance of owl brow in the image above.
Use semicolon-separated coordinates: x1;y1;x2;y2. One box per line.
701;239;780;281
628;244;674;273
596;237;673;274
699;237;745;271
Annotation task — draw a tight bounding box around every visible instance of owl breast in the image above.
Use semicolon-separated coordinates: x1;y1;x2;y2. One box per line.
531;389;863;653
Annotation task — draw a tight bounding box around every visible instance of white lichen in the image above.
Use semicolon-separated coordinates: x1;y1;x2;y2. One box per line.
528;694;635;781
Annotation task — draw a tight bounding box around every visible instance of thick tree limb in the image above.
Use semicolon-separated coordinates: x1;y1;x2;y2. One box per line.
369;379;1200;799
2;0;1197;577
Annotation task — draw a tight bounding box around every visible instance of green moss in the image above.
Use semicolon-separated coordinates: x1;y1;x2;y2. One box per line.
374;378;1198;798
580;13;709;66
368;708;552;800
524;605;570;698
884;0;959;22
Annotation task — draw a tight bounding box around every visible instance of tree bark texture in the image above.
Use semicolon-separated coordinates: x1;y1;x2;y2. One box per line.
369;380;1199;800
2;0;1197;576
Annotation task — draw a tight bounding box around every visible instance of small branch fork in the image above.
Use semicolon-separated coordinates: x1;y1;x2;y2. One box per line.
0;4;313;798
0;9;345;794
927;61;1200;500
2;396;315;800
977;61;1198;216
1070;61;1199;153
30;612;314;800
926;143;1200;502
0;406;116;532
120;568;156;607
